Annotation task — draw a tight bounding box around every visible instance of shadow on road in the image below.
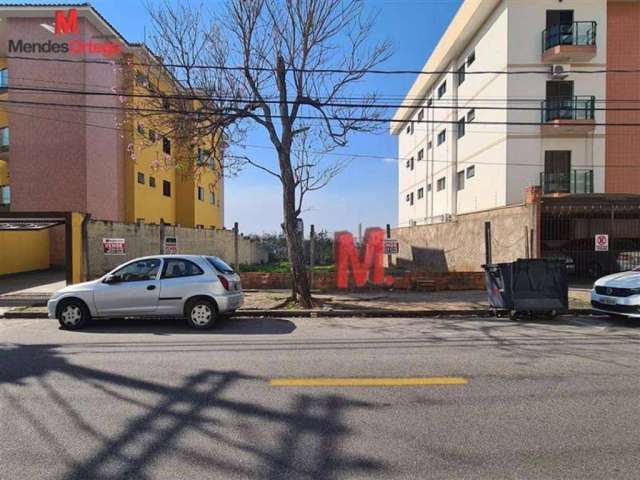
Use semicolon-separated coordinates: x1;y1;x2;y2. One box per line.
0;343;385;479
67;316;297;335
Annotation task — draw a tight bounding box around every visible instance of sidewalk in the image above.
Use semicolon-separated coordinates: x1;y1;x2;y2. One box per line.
1;287;593;319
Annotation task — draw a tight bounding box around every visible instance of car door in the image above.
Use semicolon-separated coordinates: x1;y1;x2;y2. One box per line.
157;258;206;315
93;258;162;316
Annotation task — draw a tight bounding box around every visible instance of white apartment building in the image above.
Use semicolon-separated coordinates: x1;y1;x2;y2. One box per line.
393;0;639;227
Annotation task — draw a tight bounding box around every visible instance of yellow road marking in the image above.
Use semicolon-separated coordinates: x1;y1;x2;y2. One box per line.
270;377;467;387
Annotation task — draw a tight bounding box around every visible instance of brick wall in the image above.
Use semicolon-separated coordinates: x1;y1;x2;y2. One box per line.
239;271;485;291
605;2;640;193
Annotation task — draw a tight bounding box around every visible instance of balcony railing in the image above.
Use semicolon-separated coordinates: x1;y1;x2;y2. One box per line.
542;21;596;52
540;169;594;194
0;185;10;206
541;96;595;123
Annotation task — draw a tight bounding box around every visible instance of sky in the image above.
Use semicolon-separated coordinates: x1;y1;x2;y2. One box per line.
28;0;464;235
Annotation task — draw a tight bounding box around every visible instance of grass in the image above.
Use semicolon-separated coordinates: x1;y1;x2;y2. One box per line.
240;262;335;273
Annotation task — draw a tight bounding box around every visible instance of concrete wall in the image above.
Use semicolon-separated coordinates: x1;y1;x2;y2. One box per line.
0;229;50;275
85;220;268;278
392;203;533;272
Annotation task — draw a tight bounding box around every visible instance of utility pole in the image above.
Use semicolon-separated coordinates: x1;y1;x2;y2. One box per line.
309;224;316;290
484;221;492;265
233;222;239;272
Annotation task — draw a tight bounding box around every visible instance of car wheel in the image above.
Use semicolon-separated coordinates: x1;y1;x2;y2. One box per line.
186;298;217;329
57;299;90;330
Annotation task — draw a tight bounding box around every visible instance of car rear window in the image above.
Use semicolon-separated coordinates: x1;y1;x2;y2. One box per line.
206;256;235;274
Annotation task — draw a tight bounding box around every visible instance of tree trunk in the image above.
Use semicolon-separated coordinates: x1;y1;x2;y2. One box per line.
280;153;312;308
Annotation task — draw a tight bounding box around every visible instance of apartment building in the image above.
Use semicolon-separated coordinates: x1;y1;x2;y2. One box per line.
0;3;224;229
393;0;640;228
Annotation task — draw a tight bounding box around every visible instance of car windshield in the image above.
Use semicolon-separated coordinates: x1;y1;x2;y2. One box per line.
206;256;235;274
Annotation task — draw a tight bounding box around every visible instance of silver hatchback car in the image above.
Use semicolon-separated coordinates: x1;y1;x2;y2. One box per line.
48;255;244;330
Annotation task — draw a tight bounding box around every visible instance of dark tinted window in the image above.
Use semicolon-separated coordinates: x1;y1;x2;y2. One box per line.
162;259;204;279
206;256;235;274
113;259;161;282
163;180;171;197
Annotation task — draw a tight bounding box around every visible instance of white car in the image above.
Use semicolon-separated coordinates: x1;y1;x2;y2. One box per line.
48;255;244;330
591;268;640;318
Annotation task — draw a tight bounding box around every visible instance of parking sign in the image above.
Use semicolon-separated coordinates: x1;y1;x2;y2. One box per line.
595;234;609;252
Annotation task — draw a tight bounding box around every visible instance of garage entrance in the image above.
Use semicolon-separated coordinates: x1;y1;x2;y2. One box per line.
0;212;84;284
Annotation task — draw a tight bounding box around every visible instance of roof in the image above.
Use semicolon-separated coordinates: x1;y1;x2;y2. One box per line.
390;0;501;135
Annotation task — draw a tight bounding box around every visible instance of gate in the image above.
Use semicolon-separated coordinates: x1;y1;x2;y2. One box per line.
541;195;640;278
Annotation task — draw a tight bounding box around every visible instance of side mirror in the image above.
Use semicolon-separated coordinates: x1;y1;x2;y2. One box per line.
104;274;120;284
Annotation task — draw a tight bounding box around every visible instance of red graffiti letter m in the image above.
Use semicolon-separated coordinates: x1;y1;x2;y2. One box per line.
335;228;393;289
55;9;79;35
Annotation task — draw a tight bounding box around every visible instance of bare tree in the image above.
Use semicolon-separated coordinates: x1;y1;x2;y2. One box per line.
145;0;391;308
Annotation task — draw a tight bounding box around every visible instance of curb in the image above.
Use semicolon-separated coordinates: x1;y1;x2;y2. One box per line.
2;308;594;320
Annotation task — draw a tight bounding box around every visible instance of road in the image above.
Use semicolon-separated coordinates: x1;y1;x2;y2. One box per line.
1;314;640;479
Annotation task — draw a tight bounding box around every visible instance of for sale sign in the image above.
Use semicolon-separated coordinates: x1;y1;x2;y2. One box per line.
102;238;126;255
595;234;609;252
383;239;399;255
164;236;178;254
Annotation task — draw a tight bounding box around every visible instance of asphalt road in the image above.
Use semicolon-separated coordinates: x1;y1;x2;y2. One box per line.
2;314;640;480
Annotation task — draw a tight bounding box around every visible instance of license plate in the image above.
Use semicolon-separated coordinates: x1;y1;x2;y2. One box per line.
601;297;617;305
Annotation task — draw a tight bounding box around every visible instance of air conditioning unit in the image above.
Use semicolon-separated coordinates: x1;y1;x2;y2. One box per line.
550;64;570;79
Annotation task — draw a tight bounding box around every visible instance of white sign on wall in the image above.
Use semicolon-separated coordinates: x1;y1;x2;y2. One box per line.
595;234;609;252
384;239;399;255
164;236;178;254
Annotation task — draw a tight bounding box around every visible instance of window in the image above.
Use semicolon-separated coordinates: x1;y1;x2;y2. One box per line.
417;149;424;161
162;137;171;155
162;259;204;279
418;109;424;122
457;117;466;139
405;159;411;169
208;155;215;171
137;123;145;135
206;256;235;274
135;72;147;86
437;81;447;99
427;183;432;192
0;185;10;206
112;258;161;282
437;129;446;146
409;192;414;206
410;157;415;170
209;191;215;204
149;176;156;187
426;98;433;108
466;165;475;179
406;122;414;135
163;180;171;197
137;172;145;184
457;64;466;86
437;177;446;191
457;171;465;191
467;50;476;67
427;140;433;150
467;108;476;123
197;186;204;201
417;187;424;199
149;129;157;143
405;194;410;202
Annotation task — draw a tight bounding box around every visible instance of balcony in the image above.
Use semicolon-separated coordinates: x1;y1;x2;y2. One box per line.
540;96;595;135
541;22;597;63
0;185;9;211
540;169;594;195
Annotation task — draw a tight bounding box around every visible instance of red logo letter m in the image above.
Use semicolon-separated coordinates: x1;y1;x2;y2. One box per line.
334;228;393;289
54;9;78;35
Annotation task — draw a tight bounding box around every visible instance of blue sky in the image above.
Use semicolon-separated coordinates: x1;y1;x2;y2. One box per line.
37;0;463;234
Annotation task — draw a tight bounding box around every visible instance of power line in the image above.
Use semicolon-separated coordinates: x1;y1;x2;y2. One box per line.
1;104;639;170
8;85;640;113
2;54;640;75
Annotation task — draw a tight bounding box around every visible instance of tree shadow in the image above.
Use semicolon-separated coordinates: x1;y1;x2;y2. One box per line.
70;316;297;335
0;343;386;479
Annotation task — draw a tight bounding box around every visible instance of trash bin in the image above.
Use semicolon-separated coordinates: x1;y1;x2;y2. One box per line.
483;259;568;316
